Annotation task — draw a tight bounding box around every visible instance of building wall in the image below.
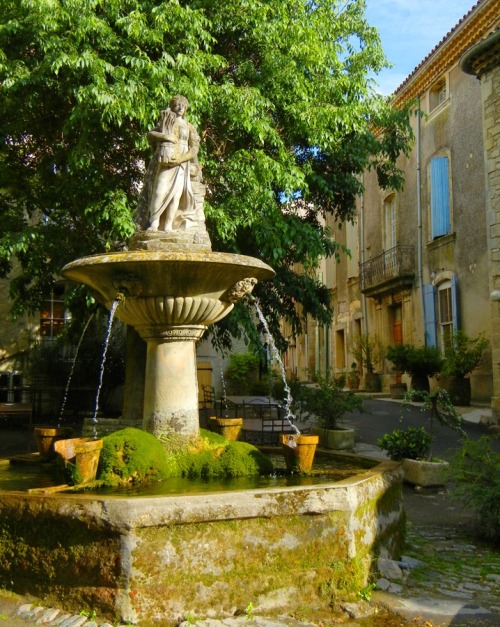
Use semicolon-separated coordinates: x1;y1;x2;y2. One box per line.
289;2;498;405
356;62;492;400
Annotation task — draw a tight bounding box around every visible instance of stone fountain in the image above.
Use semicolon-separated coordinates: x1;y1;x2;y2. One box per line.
0;96;405;625
62;95;274;439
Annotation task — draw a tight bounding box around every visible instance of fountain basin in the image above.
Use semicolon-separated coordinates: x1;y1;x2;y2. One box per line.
61;250;275;308
61;251;275;439
0;459;404;624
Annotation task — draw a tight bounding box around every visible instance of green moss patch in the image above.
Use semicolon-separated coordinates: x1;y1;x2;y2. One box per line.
97;428;177;486
97;428;273;487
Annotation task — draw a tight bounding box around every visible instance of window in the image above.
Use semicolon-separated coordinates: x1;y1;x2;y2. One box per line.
40;284;66;338
384;194;398;273
384;194;397;251
429;78;447;113
430;156;451;239
335;329;346;370
423;275;459;349
438;281;454;350
391;305;403;345
346;219;358;278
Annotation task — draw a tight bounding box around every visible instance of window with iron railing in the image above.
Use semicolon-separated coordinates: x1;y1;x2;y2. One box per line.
360;245;415;294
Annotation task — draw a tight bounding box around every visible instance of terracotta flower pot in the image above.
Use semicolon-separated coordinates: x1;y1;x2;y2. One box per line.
54;437;103;484
208;417;243;441
281;433;319;473
35;426;73;461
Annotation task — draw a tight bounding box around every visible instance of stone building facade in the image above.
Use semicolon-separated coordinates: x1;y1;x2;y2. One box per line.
285;0;499;413
461;28;500;415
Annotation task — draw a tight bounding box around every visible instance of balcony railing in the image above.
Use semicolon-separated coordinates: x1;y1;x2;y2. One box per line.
360;245;415;296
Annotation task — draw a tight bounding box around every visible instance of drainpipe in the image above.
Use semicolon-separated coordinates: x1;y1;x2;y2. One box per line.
416;98;425;344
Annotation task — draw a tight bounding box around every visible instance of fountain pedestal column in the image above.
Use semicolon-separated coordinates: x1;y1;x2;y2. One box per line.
141;326;205;438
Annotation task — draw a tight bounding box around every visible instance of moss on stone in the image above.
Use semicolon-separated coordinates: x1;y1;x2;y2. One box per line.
97;427;273;487
98;428;177;486
179;436;274;478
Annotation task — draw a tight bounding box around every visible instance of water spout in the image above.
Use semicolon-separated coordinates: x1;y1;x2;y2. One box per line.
92;295;124;437
58;312;95;426
250;298;300;438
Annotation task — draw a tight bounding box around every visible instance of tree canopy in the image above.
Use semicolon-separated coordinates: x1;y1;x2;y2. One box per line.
0;0;413;349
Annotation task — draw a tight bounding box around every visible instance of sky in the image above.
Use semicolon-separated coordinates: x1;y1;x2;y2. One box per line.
365;0;479;95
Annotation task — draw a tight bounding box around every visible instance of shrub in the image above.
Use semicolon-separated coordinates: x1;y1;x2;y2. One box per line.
449;436;500;541
297;370;363;430
442;330;488;378
386;344;443;378
225;352;261;394
353;333;384;373
377;427;432;461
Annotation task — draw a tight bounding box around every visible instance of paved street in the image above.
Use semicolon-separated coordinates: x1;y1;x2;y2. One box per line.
343;396;499;460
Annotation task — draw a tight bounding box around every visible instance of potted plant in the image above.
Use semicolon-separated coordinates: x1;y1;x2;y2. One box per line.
347;362;360;390
297;370;363;450
377;387;465;486
386;344;443;393
441;330;488;406
352;333;384;392
383;344;408;398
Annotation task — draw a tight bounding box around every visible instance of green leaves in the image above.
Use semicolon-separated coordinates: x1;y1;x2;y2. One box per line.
0;0;412;345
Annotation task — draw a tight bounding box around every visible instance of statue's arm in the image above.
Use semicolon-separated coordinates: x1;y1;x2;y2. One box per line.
168;127;200;165
148;129;169;143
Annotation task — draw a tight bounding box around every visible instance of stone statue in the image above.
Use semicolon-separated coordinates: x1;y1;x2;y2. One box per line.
144;95;205;232
132;95;211;252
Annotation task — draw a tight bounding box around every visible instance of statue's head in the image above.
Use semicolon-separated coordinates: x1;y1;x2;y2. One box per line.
169;95;189;113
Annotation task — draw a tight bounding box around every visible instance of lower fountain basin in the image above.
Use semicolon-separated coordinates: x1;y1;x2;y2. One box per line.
0;457;404;624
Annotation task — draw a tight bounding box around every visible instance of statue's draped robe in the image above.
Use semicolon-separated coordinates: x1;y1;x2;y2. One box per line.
148;110;197;230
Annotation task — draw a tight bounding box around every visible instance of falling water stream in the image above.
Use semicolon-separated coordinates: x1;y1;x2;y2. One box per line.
218;353;230;418
91;297;122;437
58;312;95;426
251;298;300;445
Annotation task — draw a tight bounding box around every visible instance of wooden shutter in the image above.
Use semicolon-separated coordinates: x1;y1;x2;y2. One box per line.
451;274;460;331
423;283;437;347
430;157;450;238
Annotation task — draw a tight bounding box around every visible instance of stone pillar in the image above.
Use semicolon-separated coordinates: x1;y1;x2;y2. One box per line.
462;31;500;422
141;327;205;438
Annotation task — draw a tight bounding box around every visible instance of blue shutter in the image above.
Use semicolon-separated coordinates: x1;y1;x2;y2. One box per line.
423;283;437;347
430;157;450;238
451;274;460;330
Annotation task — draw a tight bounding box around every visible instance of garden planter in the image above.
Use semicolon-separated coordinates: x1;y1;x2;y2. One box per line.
348;375;360;390
447;376;471;406
281;433;318;472
364;372;381;392
53;437;103;484
312;426;355;450
209;417;243;441
390;383;407;399
402;458;449;487
35;426;73;461
410;373;430;392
